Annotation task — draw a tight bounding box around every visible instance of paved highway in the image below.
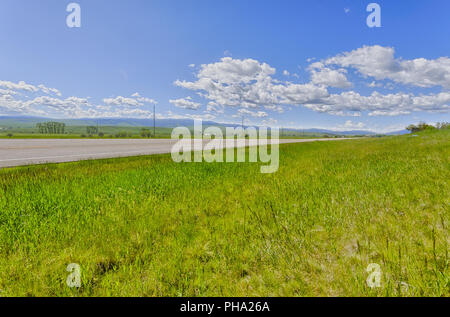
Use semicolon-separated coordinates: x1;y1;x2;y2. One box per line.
0;138;351;168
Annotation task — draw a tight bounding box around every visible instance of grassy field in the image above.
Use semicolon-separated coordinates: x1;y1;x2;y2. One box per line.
0;130;448;297
0;126;173;139
0;126;343;139
0;118;354;139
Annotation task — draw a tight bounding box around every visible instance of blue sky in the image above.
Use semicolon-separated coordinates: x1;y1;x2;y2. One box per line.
0;0;449;132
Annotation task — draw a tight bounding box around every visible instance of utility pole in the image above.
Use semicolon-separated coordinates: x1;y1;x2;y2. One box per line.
153;104;156;137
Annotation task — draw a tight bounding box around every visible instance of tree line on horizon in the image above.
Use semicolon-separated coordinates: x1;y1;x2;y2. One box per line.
406;122;449;133
36;122;66;134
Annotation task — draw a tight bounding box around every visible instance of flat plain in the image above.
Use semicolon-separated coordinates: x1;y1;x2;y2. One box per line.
0;129;448;296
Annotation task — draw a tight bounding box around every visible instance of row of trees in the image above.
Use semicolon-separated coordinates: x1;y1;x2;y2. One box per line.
36;123;103;135
86;126;99;135
140;128;153;138
36;122;66;134
35;123;158;137
406;122;449;133
435;122;450;129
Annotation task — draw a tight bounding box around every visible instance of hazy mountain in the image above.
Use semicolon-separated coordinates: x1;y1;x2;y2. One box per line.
0;116;383;135
287;128;377;135
0;116;219;128
385;130;410;135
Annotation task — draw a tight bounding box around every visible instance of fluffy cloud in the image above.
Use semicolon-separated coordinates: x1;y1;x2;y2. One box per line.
174;57;278;109
174;57;328;115
102;93;157;109
0;80;38;92
206;101;224;113
38;85;62;96
0;85;159;119
367;81;383;88
179;57;276;86
236;108;268;118
308;63;352;88
341;120;365;129
174;49;450;117
0;88;19;96
261;118;278;126
166;110;216;121
131;92;157;104
0;94;36;115
103;96;142;107
0;80;62;96
325;45;450;89
304;91;450;116
0;94;94;118
3;46;450;122
24;96;100;118
169;97;201;110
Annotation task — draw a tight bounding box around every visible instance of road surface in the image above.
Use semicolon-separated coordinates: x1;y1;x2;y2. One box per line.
0;138;351;168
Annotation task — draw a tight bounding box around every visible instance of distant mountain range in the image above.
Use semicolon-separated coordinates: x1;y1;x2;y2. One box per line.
385;129;410;135
0;116;408;136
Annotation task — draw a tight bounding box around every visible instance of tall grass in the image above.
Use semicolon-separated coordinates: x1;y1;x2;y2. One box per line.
0;130;448;296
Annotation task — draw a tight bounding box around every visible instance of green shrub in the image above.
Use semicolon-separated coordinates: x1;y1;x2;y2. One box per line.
115;131;128;138
140;128;153;138
406;122;437;133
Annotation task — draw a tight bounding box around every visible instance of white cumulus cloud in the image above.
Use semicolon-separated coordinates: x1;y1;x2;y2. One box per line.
169;96;201;110
325;45;450;89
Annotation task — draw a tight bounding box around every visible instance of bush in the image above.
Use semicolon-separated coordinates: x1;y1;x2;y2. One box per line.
7;133;13;137
406;122;436;133
98;132;104;137
86;126;98;135
436;122;449;130
140;128;153;138
115;131;128;138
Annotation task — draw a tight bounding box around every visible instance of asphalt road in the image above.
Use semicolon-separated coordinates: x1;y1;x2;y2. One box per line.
0;138;351;168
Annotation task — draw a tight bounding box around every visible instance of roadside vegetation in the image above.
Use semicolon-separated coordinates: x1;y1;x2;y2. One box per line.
406;121;449;133
0;126;173;139
0;129;448;296
0;124;348;139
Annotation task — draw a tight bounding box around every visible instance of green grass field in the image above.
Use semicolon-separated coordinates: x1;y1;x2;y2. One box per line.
0;126;173;139
0;125;343;139
0;130;448;297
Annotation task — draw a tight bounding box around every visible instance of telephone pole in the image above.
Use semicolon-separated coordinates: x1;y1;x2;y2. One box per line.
153;104;156;137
